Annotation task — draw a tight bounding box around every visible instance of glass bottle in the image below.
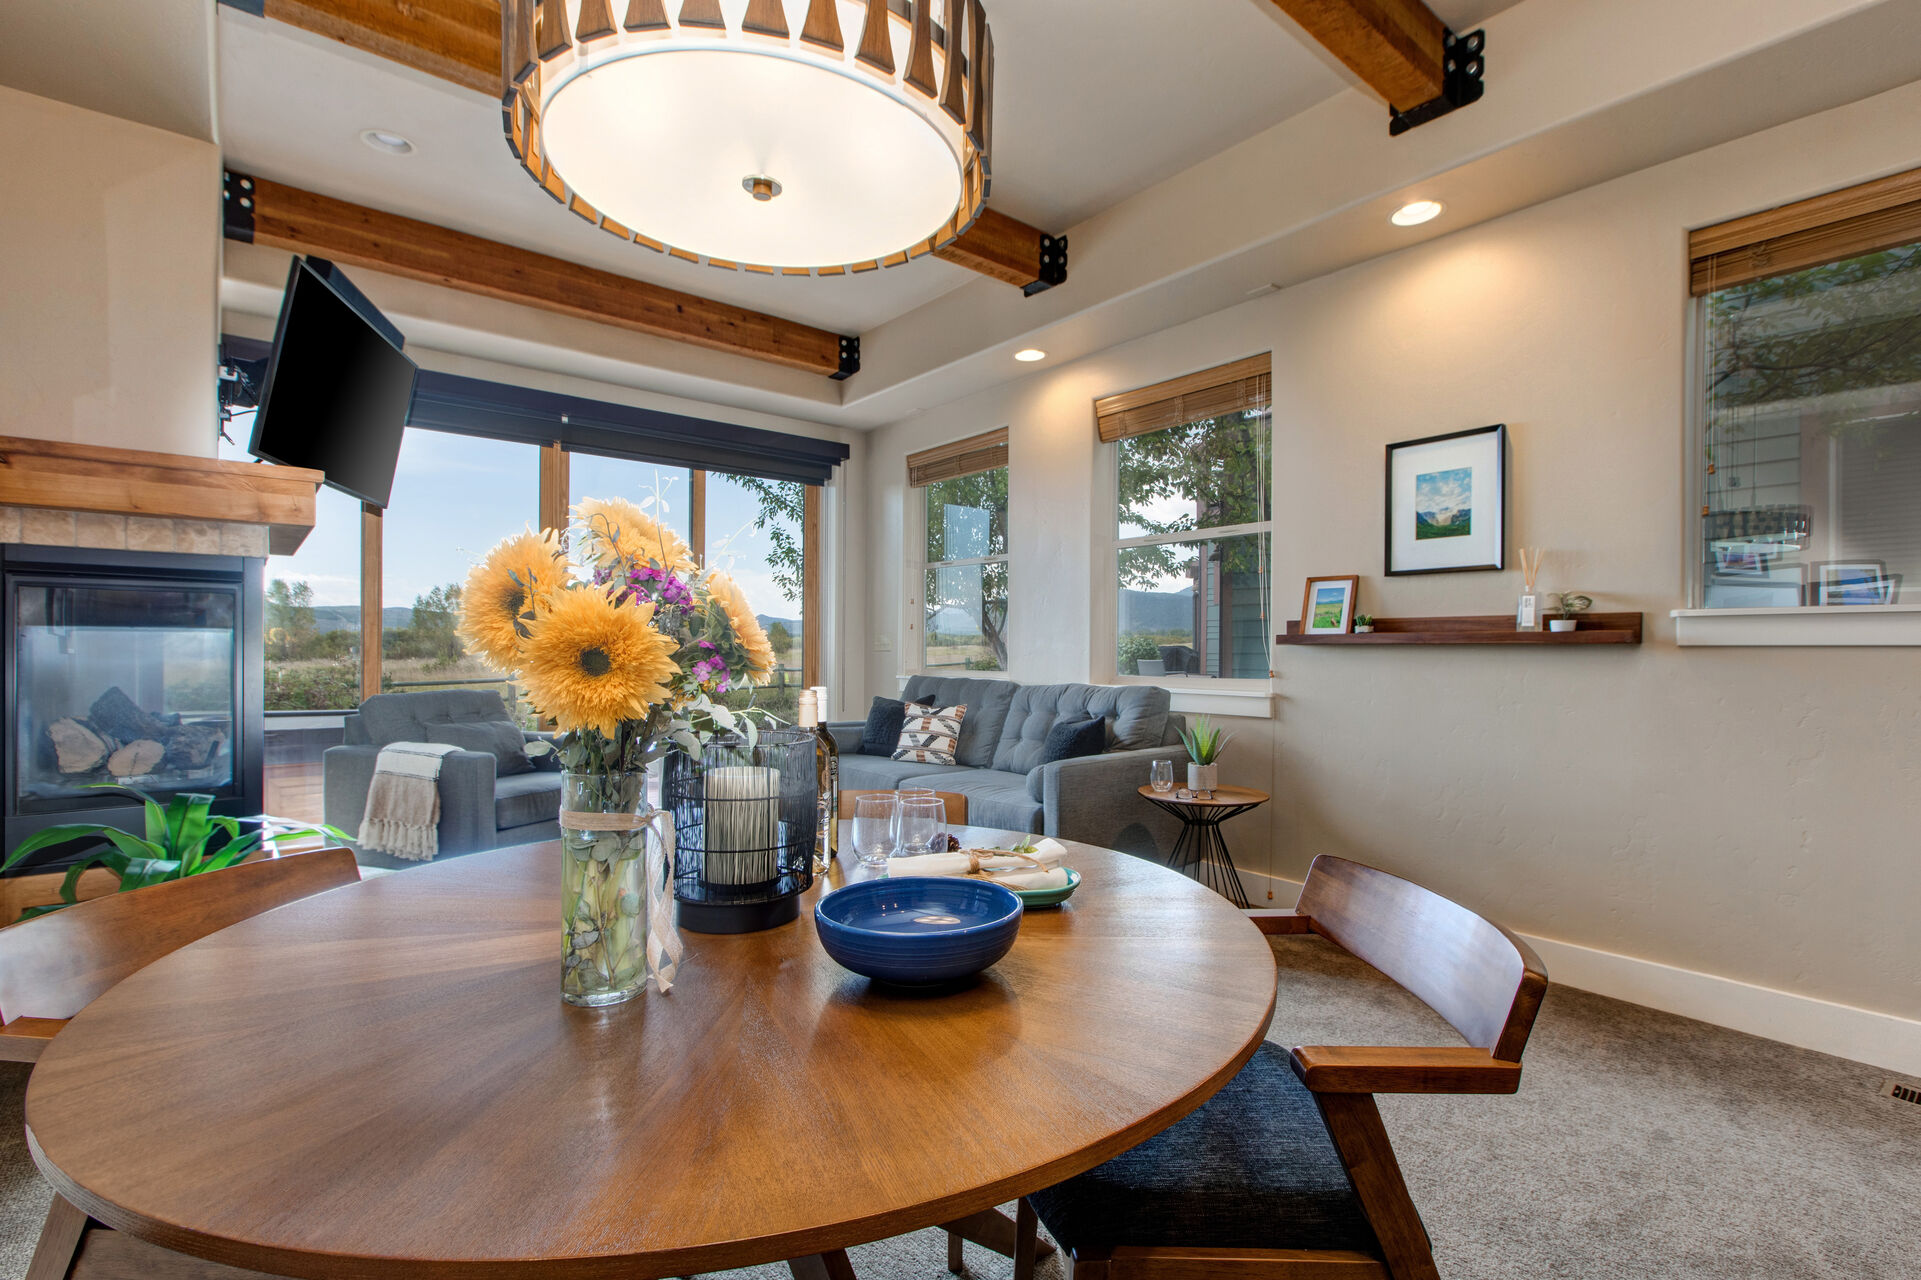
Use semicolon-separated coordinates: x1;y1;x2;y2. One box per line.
797;690;839;871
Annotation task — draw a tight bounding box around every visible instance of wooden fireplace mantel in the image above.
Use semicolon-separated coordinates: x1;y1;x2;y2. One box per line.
0;436;322;555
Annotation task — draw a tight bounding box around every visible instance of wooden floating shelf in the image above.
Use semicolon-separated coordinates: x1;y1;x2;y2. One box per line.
1278;612;1644;646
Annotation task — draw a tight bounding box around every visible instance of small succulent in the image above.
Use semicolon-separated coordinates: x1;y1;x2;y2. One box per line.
1179;716;1231;766
1554;592;1594;618
1354;614;1373;627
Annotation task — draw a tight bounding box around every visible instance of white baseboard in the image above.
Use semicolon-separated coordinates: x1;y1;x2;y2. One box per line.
1242;869;1921;1078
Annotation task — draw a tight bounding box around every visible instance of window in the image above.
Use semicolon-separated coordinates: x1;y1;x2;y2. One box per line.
382;428;540;701
1692;169;1921;609
568;455;693;547
1098;357;1271;680
707;473;807;719
908;430;1009;673
220;416;364;713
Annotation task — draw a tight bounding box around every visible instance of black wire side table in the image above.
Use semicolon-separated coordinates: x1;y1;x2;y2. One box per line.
1138;785;1269;909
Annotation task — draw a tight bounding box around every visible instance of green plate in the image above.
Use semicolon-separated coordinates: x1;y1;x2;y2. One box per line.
1009;867;1080;908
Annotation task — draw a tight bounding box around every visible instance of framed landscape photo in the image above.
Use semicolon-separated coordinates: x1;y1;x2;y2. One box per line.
1385;424;1506;575
1704;563;1805;608
1812;561;1898;605
1300;575;1360;635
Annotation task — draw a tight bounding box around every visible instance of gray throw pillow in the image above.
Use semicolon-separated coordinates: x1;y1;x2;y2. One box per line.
426;720;533;775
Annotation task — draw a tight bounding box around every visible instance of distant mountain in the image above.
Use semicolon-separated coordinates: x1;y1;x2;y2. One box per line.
1119;588;1194;632
757;614;799;635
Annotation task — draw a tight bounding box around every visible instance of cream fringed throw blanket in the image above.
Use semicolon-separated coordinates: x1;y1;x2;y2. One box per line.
358;742;462;861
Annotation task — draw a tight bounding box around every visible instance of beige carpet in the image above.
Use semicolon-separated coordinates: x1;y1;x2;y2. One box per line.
6;937;1919;1279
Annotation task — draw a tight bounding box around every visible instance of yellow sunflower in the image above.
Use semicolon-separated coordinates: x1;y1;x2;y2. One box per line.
707;570;777;686
517;588;679;737
573;496;696;573
458;528;565;668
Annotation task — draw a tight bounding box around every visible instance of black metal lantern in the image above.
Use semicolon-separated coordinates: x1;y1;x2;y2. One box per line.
665;728;816;934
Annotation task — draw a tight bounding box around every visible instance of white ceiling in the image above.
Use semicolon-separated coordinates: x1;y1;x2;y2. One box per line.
211;1;1412;336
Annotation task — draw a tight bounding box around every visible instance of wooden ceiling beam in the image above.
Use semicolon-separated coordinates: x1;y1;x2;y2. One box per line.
255;0;500;95
1267;0;1446;112
934;208;1068;295
227;174;853;377
231;0;1063;291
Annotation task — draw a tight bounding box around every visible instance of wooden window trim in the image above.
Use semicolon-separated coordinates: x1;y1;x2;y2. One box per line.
1094;355;1272;443
1689;166;1921;295
360;504;382;701
802;484;823;692
906;428;1008;488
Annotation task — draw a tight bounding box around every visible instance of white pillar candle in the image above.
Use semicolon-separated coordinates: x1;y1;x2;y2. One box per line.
703;765;781;885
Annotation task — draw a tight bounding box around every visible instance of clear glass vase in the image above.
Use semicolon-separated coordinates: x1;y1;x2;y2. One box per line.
560;770;676;1007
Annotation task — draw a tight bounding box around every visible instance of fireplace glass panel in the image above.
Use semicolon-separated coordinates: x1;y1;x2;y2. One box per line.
15;583;240;809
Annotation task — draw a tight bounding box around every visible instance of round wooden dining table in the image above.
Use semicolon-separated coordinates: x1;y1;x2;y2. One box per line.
25;828;1278;1280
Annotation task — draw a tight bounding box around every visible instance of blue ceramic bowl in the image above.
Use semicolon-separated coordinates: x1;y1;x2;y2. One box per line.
815;877;1024;986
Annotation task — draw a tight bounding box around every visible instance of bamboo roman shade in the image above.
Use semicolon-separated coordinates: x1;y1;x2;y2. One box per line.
1093;355;1272;443
1689;166;1921;296
906;428;1009;487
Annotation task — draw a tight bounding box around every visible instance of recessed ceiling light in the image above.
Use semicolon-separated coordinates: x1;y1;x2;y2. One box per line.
360;129;415;156
1391;199;1444;227
1014;348;1047;363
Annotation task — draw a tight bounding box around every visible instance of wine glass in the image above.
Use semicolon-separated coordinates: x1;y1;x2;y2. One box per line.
852;793;899;868
893;787;936;846
897;796;946;858
1150;760;1174;794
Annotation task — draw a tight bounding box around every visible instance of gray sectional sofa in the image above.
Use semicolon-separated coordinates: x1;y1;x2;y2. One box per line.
827;675;1186;859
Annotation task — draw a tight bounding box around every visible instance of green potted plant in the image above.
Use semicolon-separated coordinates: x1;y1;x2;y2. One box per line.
1178;716;1231;798
2;786;346;921
1353;613;1375;634
1549;592;1593;633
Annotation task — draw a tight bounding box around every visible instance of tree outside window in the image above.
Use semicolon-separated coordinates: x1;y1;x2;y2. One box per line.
1114;407;1271;679
924;467;1008;672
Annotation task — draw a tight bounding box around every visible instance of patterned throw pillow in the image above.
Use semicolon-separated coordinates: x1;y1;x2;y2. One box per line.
892;702;968;766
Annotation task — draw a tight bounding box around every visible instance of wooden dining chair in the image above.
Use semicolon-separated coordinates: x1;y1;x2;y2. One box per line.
0;847;361;1063
836;788;969;825
977;854;1548;1280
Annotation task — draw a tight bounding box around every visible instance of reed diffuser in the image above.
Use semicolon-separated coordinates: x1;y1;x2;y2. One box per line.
1517;548;1543;631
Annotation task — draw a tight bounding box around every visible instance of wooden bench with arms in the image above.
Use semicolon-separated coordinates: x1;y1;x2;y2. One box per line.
971;853;1548;1280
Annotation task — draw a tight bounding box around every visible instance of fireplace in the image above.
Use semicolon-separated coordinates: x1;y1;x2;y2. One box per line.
3;544;264;873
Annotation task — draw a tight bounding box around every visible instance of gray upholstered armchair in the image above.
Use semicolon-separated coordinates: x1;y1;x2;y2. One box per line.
322;690;562;870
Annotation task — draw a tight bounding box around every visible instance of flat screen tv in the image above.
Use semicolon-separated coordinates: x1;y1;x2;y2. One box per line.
250;257;416;508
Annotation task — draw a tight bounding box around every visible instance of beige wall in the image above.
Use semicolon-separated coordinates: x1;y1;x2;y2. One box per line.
0;86;221;457
859;80;1921;1022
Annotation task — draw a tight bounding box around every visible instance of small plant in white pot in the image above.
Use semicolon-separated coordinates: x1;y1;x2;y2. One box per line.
1178;717;1231;798
1353;614;1374;634
1550;592;1593;632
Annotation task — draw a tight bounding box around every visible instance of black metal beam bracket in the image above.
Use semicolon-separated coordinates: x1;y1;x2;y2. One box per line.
1389;29;1485;137
1024;234;1069;297
832;335;861;381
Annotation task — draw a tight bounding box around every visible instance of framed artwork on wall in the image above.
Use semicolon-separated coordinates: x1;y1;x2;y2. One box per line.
1385;424;1507;575
1299;575;1360;635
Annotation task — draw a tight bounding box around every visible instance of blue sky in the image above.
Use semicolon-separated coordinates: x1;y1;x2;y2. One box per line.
222;417;796;618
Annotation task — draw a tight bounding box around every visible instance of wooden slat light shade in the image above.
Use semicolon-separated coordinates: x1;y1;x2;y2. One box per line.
1094;355;1272;443
907;428;1009;487
1689;166;1921;296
